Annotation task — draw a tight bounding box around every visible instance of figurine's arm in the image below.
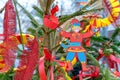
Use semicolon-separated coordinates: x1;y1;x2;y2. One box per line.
90;0;120;28
82;30;94;38
56;28;71;38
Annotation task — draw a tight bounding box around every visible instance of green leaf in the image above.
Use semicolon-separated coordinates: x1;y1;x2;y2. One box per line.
113;41;120;46
86;53;104;74
27;28;36;34
33;5;43;18
111;27;120;40
16;1;41;28
91;36;106;43
104;67;110;80
111;45;120;54
103;48;113;55
92;43;102;47
85;46;99;53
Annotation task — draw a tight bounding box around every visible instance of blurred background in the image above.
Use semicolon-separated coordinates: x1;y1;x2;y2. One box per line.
0;0;120;39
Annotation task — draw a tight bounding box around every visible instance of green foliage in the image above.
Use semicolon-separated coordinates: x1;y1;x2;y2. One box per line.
111;45;120;54
0;68;15;80
114;41;120;46
1;0;120;80
86;53;103;74
85;46;99;53
33;5;43;18
0;6;5;13
27;28;36;34
16;1;41;28
111;27;120;40
59;8;103;26
104;67;111;80
91;36;106;43
32;69;40;80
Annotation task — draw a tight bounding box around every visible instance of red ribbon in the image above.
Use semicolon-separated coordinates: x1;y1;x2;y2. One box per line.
50;66;54;80
39;48;57;80
43;48;52;60
39;48;68;80
51;5;59;15
39;56;47;80
109;55;120;64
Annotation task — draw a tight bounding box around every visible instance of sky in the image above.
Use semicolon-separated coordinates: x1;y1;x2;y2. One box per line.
0;0;76;34
0;0;117;35
0;0;38;33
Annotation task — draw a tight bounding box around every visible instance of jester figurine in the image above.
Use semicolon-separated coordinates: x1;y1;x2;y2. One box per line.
57;18;94;71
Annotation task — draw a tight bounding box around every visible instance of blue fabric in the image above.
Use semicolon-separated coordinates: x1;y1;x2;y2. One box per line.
77;52;86;62
66;52;75;61
70;42;81;46
60;41;81;48
73;23;80;26
60;43;69;49
66;52;86;62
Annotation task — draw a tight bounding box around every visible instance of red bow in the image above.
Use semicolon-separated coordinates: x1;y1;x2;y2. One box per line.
44;5;59;29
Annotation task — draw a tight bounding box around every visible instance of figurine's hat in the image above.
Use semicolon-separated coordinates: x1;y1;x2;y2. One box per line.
71;18;80;27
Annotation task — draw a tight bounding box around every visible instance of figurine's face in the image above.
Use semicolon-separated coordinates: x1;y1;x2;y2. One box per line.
72;23;82;32
72;26;82;32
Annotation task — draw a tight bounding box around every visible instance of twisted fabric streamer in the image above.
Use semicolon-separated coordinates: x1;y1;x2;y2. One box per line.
14;37;39;80
0;0;16;73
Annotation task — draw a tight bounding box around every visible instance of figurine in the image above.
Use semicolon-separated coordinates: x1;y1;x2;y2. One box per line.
57;18;94;71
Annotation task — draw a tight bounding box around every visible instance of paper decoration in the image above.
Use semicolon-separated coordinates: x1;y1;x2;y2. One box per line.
83;0;120;32
44;5;59;29
58;18;101;80
59;18;94;71
0;0;120;80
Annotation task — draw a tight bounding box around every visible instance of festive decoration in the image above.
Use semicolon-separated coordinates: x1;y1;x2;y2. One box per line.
39;48;77;80
44;5;59;29
14;36;39;80
58;18;95;71
0;0;16;73
0;34;34;73
58;19;100;79
83;0;120;32
3;0;16;40
0;0;120;80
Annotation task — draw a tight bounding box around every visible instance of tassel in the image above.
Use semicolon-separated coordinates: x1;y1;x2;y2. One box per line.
3;0;16;41
14;38;39;80
0;0;16;73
